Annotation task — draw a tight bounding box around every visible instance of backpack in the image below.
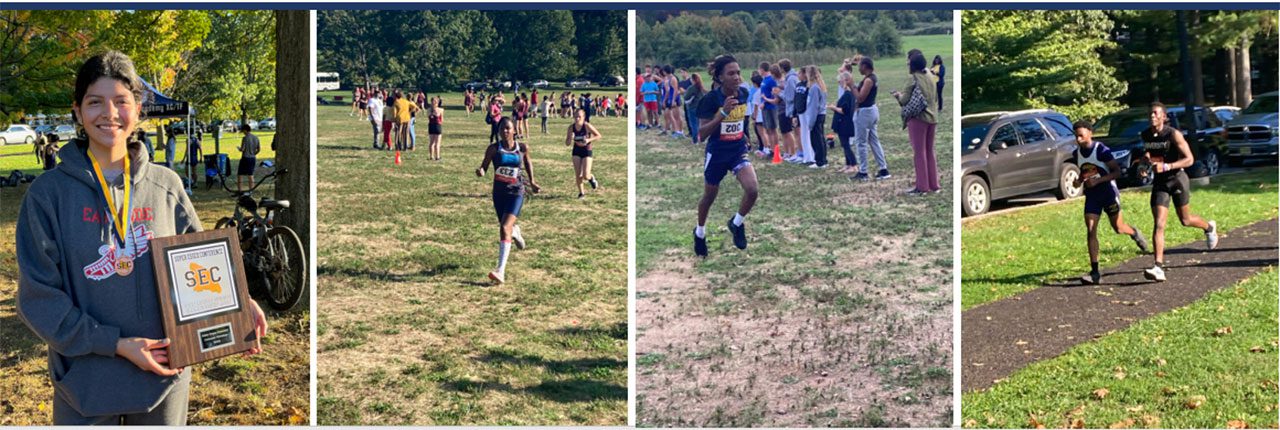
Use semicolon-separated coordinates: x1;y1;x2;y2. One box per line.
793;81;808;115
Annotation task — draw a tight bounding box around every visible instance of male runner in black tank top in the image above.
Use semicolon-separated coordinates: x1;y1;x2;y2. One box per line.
1140;102;1218;282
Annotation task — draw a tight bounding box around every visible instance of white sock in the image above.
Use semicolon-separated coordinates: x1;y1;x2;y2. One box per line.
694;225;706;238
496;241;511;273
733;213;745;226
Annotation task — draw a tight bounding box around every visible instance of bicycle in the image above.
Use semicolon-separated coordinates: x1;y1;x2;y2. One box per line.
214;167;308;311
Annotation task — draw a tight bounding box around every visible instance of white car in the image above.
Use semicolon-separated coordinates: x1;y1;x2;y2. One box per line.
53;125;77;141
531;80;549;88
0;124;37;145
260;118;277;130
567;79;592;88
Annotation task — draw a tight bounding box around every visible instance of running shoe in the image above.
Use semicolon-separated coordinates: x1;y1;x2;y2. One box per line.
512;225;526;250
1205;220;1218;250
1083;269;1101;285
589;177;599;189
1131;230;1150;253
875;170;892;180
578;192;585;200
693;229;708;257
808;163;824;169
904;189;928;196
1142;264;1166;282
727;217;748;250
850;172;870;182
488;271;505;284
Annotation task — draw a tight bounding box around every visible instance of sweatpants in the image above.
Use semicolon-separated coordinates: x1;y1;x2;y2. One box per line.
854;105;887;174
908;117;940;192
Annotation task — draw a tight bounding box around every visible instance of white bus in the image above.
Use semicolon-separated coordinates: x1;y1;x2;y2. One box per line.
316;72;340;91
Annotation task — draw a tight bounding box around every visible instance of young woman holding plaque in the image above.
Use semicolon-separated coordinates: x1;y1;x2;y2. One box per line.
14;51;267;425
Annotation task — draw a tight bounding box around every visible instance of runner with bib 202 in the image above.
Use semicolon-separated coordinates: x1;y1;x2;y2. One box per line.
692;55;759;257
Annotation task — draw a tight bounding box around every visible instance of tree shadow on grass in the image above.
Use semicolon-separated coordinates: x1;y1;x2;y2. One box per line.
551;321;627;341
440;348;625;403
317;264;459;282
0;302;47;368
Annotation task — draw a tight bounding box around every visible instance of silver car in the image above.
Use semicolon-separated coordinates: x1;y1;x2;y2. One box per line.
0;124;37;145
1225;91;1279;167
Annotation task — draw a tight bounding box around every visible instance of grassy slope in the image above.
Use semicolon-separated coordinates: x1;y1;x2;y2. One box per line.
961;168;1279;310
636;35;955;427
314;91;627;425
0;162;309;425
962;268;1279;429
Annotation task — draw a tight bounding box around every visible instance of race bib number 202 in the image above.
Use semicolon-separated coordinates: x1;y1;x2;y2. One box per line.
719;104;747;141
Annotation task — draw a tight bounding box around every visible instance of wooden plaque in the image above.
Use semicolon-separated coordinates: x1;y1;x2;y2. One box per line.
149;228;258;368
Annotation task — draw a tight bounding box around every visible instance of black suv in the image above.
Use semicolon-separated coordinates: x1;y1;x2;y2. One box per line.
961;110;1083;217
1092;105;1228;186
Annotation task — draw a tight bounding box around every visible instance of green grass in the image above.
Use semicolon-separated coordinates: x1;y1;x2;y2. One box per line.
314;91;627;425
0;130;278;178
962;268;1280;429
0;154;309;425
961;167;1279;310
636;35;954;428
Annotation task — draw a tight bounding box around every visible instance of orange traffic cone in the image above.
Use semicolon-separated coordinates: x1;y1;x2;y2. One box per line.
771;144;782;164
394;150;402;165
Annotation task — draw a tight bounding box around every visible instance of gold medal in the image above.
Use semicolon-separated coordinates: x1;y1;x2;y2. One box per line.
116;254;134;276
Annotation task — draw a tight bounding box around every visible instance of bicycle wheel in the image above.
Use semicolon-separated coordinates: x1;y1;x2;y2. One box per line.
263;226;308;311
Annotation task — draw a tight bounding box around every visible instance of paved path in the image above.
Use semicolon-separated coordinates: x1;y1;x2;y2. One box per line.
962;219;1278;392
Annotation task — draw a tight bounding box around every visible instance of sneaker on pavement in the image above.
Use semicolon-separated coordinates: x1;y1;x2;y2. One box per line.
1143;265;1166;282
693;229;708;257
1085;270;1101;285
727;217;748;250
1206;220;1218;250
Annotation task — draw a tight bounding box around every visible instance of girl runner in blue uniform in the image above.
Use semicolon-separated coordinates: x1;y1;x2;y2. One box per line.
477;117;541;284
566;108;603;199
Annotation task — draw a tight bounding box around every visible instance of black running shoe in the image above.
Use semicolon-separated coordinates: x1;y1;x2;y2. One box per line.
589;177;599;189
1131;230;1150;253
1087;270;1101;285
693;229;708;257
727;217;748;250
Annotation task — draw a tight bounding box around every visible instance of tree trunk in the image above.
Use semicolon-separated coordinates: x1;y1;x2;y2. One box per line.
1236;35;1252;107
273;10;311;305
1190;11;1205;106
1226;47;1238;106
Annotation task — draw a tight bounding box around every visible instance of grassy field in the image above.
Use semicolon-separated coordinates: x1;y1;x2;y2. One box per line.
636;35;955;427
961;168;1280;310
0;154;308;425
314;90;627;425
962;268;1279;429
0;130;278;178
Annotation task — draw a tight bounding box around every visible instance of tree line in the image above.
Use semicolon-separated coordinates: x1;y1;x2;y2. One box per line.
316;10;626;92
0;10;277;125
963;10;1278;119
636;10;950;69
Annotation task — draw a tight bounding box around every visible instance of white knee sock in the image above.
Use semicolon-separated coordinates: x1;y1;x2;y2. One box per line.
496;240;511;273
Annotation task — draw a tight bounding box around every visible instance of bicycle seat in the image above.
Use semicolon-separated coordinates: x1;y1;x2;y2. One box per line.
259;198;290;210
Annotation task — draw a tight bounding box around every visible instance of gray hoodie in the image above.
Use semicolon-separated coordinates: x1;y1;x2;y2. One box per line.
782;70;799;117
16;138;200;416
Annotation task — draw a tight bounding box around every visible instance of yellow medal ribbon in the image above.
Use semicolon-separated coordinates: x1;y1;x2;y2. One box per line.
88;149;131;251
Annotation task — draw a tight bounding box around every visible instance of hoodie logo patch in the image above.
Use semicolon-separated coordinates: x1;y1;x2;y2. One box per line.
83;224;154;281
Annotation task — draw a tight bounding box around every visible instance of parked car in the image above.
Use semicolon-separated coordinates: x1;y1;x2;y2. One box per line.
1211;105;1241;123
1224;91;1278;167
599;75;625;87
1092;105;1229;186
960;109;1083;217
259;117;277;130
53;125;77;141
567;78;592;88
531;79;549;89
170;120;190;135
463;81;488;91
34;124;55;135
0;124;37;145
